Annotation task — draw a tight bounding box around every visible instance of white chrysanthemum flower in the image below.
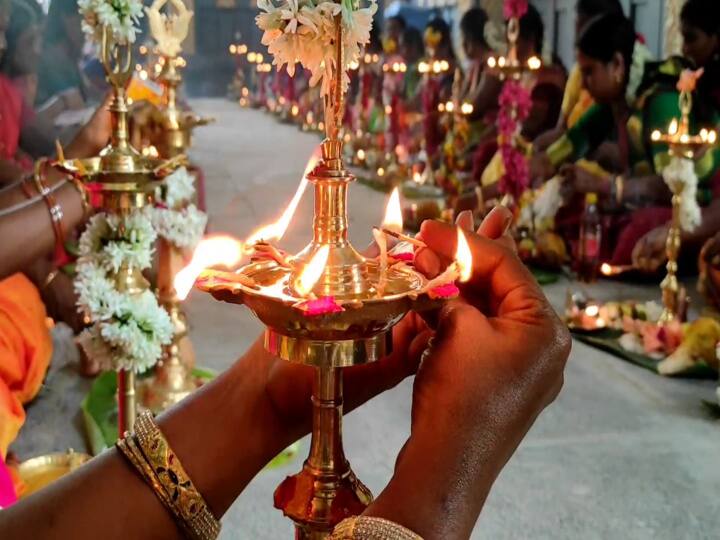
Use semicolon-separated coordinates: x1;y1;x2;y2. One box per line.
161;166;195;209
97;290;173;372
79;213;110;257
101;211;157;272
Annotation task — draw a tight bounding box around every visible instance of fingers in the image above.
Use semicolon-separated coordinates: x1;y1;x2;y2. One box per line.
419;219;548;317
476;205;512;238
455;210;474;232
415;206;514;278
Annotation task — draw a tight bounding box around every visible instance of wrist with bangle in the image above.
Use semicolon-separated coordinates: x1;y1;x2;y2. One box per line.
116;411;221;540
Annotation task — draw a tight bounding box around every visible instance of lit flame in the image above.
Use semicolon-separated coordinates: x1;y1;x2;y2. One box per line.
174;235;245;300
382;187;403;233
460;102;474;115
600;263;613;276
585;304;600;317
668;118;678;135
487;56;497;68
527;56;542;70
413;171;422;184
456;228;472;282
245;151;318;245
294;245;329;297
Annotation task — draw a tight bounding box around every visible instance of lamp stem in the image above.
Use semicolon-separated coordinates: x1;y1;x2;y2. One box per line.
659;183;683;323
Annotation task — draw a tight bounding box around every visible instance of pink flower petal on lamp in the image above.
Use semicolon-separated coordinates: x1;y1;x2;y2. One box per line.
427;283;460;299
296;296;345;316
390;251;414;262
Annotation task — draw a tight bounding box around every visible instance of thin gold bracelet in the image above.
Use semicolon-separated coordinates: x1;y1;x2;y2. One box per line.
329;516;423;540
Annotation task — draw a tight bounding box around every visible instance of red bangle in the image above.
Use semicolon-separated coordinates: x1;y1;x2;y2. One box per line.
33;158;71;266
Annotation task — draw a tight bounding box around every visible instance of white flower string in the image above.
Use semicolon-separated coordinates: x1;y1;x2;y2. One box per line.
662;156;701;233
78;0;144;45
145;167;208;249
256;0;377;97
75;212;173;373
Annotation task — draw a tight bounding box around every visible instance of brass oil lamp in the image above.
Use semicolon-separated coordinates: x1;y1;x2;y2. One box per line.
138;0;211;413
191;14;468;538
650;78;717;323
56;27;180;435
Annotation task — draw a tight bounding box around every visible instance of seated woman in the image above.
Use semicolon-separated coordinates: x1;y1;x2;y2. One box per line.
534;0;626;152
1;0;64;160
475;5;566;199
531;10;720;268
0;101;110;496
632;0;720;270
420;17;456;162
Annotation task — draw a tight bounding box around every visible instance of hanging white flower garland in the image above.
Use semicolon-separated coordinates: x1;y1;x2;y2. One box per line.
256;0;377;96
78;0;144;45
76;212;173;373
145;167;208;250
662;156;701;233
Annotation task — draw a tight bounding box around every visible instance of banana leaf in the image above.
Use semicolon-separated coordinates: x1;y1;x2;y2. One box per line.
572;328;717;379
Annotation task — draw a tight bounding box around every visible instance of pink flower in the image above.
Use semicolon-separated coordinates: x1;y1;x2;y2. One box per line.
390;252;414;262
503;0;528;20
428;283;460;299
295;296;345;316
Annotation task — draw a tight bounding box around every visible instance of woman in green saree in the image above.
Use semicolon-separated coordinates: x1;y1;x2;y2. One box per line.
531;10;720;268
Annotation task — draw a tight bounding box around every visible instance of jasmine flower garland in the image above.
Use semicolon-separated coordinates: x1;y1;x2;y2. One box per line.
145;167;208;250
75;211;173;373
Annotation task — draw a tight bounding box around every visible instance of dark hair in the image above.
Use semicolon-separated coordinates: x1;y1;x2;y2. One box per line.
518;4;544;55
2;0;41;74
680;0;720;38
577;13;635;72
426;16;453;53
576;0;623;19
460;7;488;48
44;0;78;45
401;27;423;56
387;15;406;32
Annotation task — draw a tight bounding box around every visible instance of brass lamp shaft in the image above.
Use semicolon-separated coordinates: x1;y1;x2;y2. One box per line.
308;367;345;473
117;369;136;435
659;186;683;323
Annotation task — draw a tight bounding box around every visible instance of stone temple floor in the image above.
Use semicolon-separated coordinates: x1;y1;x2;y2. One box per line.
12;99;720;539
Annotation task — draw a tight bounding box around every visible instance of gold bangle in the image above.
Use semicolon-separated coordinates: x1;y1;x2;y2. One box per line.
117;435;197;539
329;517;423;540
68;177;92;217
133;411;221;540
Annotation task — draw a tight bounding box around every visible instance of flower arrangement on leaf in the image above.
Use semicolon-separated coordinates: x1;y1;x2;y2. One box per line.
145;167;207;250
78;0;144;45
75;212;173;373
256;0;377;96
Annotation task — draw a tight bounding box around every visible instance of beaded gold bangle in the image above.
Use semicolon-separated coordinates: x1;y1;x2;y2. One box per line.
115;412;221;540
329;517;423;540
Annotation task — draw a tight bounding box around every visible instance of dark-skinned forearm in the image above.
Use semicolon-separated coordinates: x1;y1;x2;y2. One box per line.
0;178;85;280
0;342;295;540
